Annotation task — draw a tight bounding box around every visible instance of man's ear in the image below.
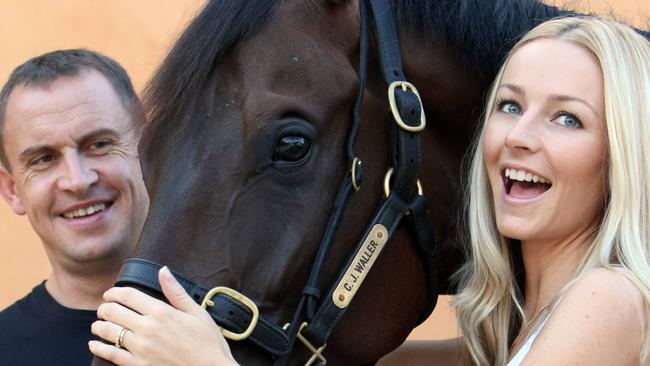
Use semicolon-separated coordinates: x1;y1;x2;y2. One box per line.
0;166;26;215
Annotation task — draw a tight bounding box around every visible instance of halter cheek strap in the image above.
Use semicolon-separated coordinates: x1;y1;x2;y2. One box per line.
288;2;438;363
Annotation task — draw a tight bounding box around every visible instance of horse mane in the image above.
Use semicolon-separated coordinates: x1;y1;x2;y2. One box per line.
141;0;279;147
391;0;570;81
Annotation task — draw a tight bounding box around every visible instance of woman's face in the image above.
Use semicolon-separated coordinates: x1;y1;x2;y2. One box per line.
483;38;608;244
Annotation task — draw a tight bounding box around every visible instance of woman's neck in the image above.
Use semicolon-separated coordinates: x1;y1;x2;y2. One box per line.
520;228;595;318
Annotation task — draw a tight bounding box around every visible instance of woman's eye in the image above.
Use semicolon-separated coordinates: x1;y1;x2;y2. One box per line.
498;101;522;115
555;113;582;128
273;135;311;162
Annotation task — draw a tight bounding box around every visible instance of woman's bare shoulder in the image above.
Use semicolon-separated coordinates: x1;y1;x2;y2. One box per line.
571;267;643;296
521;268;646;365
566;268;645;319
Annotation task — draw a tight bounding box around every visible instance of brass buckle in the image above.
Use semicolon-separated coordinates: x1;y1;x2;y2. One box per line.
387;81;426;132
383;167;423;198
351;157;362;191
201;287;259;341
293;322;327;365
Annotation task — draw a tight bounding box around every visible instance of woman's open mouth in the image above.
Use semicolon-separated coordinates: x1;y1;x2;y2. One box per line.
503;168;552;199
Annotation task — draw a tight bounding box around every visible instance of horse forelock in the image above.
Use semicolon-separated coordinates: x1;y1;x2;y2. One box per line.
140;0;280;153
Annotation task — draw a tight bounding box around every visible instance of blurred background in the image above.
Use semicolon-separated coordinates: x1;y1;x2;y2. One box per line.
1;0;648;341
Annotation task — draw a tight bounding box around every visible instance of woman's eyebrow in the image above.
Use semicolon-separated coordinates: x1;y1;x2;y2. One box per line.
497;83;525;96
547;94;601;118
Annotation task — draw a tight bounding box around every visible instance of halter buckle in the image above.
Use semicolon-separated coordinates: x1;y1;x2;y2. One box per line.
388;81;426;132
201;287;259;341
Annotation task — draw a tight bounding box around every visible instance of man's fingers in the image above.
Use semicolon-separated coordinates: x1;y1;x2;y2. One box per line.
159;266;202;314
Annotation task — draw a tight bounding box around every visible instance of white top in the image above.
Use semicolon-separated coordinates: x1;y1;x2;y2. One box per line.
506;311;552;366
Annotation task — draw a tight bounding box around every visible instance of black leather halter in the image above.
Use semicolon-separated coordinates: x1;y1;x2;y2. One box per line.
116;0;439;364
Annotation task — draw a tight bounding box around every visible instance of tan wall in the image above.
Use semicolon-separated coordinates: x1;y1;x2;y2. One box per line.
0;0;206;306
0;0;647;342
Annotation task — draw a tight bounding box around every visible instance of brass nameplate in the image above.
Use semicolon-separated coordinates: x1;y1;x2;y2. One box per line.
332;224;388;308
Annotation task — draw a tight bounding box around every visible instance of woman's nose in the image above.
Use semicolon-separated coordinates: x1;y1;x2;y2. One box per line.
504;113;542;153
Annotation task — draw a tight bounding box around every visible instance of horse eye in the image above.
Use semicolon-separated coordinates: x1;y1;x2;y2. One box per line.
273;135;311;162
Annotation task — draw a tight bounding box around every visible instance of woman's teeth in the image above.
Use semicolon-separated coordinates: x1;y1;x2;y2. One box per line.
504;168;549;184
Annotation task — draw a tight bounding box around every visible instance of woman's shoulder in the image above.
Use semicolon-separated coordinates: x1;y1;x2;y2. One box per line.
570;267;645;299
557;267;646;337
520;268;647;365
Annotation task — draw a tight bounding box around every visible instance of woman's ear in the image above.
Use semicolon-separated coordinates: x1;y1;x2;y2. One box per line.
0;166;26;215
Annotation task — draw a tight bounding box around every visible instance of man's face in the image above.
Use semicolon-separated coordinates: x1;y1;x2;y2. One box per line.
0;70;148;270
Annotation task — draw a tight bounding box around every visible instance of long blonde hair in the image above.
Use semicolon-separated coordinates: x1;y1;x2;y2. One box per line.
454;16;650;365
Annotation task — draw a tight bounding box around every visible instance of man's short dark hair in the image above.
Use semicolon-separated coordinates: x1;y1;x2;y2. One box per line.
0;49;142;171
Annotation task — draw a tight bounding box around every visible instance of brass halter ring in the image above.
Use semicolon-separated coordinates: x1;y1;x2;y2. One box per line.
283;322;327;365
383;167;423;198
351;157;362;191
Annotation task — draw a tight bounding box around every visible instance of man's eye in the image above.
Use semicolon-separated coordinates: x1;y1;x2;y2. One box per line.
555;113;582;129
34;154;54;165
90;140;112;150
497;100;522;115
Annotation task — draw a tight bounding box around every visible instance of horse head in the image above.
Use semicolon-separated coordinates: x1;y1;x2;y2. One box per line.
95;0;579;364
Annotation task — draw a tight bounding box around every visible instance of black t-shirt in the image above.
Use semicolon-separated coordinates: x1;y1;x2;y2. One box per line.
0;282;98;365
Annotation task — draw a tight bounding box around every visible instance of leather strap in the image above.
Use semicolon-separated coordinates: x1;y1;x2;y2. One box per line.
115;258;291;357
407;195;439;324
278;0;436;360
368;0;404;83
301;192;408;346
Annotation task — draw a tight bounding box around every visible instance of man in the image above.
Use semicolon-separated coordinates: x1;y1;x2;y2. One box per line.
0;49;149;365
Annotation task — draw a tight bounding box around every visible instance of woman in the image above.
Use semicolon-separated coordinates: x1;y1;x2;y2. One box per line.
383;15;650;366
89;16;650;366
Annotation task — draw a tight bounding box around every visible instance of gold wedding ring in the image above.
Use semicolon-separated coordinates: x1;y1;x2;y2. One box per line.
115;327;128;349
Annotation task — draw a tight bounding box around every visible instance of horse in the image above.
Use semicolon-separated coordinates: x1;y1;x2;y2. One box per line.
94;1;648;365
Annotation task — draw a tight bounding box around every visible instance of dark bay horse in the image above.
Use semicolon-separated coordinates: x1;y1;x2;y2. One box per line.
95;1;648;365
